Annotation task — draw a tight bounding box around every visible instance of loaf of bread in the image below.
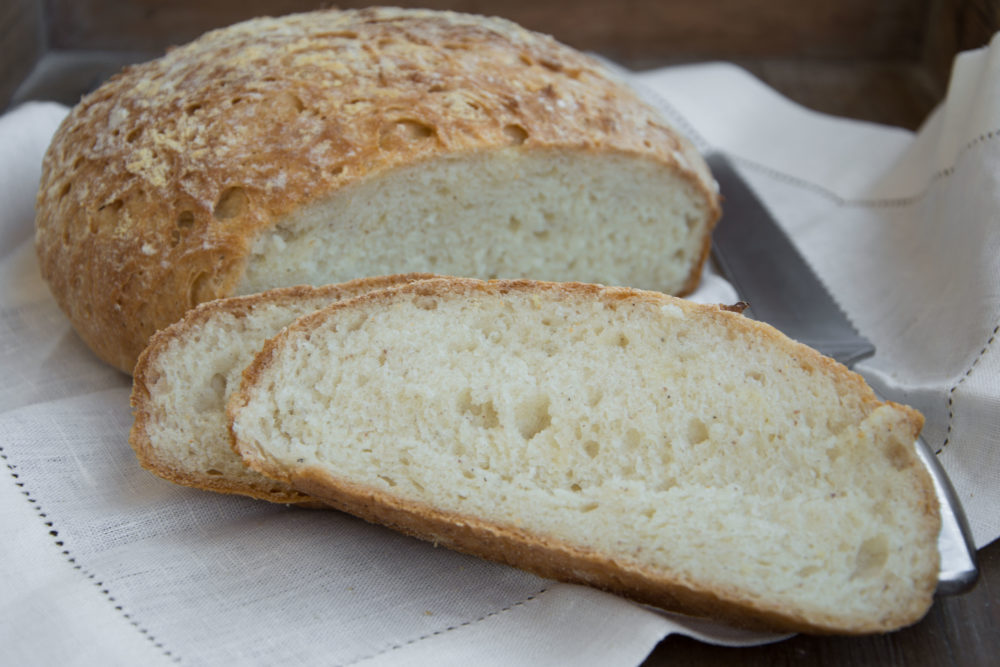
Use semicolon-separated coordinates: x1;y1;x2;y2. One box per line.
228;277;939;634
130;274;434;502
34;7;720;374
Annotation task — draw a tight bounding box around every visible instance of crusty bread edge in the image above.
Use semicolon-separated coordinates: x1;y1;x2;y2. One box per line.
227;277;938;632
129;273;438;503
288;457;934;635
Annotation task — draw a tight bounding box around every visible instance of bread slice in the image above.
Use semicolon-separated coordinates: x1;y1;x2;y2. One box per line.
35;7;720;374
228;277;940;634
129;274;435;503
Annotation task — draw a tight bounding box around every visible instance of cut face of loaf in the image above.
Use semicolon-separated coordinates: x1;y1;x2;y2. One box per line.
229;278;940;634
129;274;434;503
236;150;711;297
34;7;720;374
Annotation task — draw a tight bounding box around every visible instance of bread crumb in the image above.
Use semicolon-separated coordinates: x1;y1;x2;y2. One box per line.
660;304;684;319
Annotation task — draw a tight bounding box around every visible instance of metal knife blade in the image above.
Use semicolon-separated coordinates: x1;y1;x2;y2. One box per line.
706;151;978;595
707;153;875;366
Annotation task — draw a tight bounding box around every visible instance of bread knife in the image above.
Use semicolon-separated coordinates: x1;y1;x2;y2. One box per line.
706;152;978;595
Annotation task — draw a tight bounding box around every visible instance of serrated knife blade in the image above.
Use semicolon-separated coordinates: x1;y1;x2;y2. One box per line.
707;153;875;366
705;152;977;595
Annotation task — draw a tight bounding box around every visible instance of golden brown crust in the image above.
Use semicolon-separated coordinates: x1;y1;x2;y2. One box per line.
229;277;936;633
35;7;720;374
129;273;436;503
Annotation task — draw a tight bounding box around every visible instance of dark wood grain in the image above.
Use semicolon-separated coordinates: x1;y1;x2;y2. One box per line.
1;0;44;110
924;0;1000;92
43;0;929;61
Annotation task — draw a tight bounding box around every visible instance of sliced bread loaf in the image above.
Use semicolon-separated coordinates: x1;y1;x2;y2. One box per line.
129;274;434;503
35;7;719;374
228;277;940;634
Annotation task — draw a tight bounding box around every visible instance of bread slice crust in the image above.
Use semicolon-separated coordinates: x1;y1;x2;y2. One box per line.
229;277;940;634
129;274;435;503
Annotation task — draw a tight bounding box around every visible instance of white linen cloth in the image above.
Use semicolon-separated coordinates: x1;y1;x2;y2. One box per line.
2;34;998;665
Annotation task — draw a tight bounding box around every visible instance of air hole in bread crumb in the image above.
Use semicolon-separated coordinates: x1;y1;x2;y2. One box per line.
378;475;397;487
884;434;912;471
687;418;709;445
581;502;599;513
570;483;582;492
796;565;821;578
205;469;223;476
345;312;367;332
58;181;72;201
213;187;248;219
533;230;550;240
586;387;602;407
176;210;195;228
826;444;843;462
852;535;889;579
516;394;551;441
503;124;528;145
210;373;227;400
125;127;142;143
657;477;677;492
413;295;438;310
457;389;500;429
508;216;522;231
583;441;600;459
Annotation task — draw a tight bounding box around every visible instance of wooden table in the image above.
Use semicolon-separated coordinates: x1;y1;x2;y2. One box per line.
5;2;998;665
